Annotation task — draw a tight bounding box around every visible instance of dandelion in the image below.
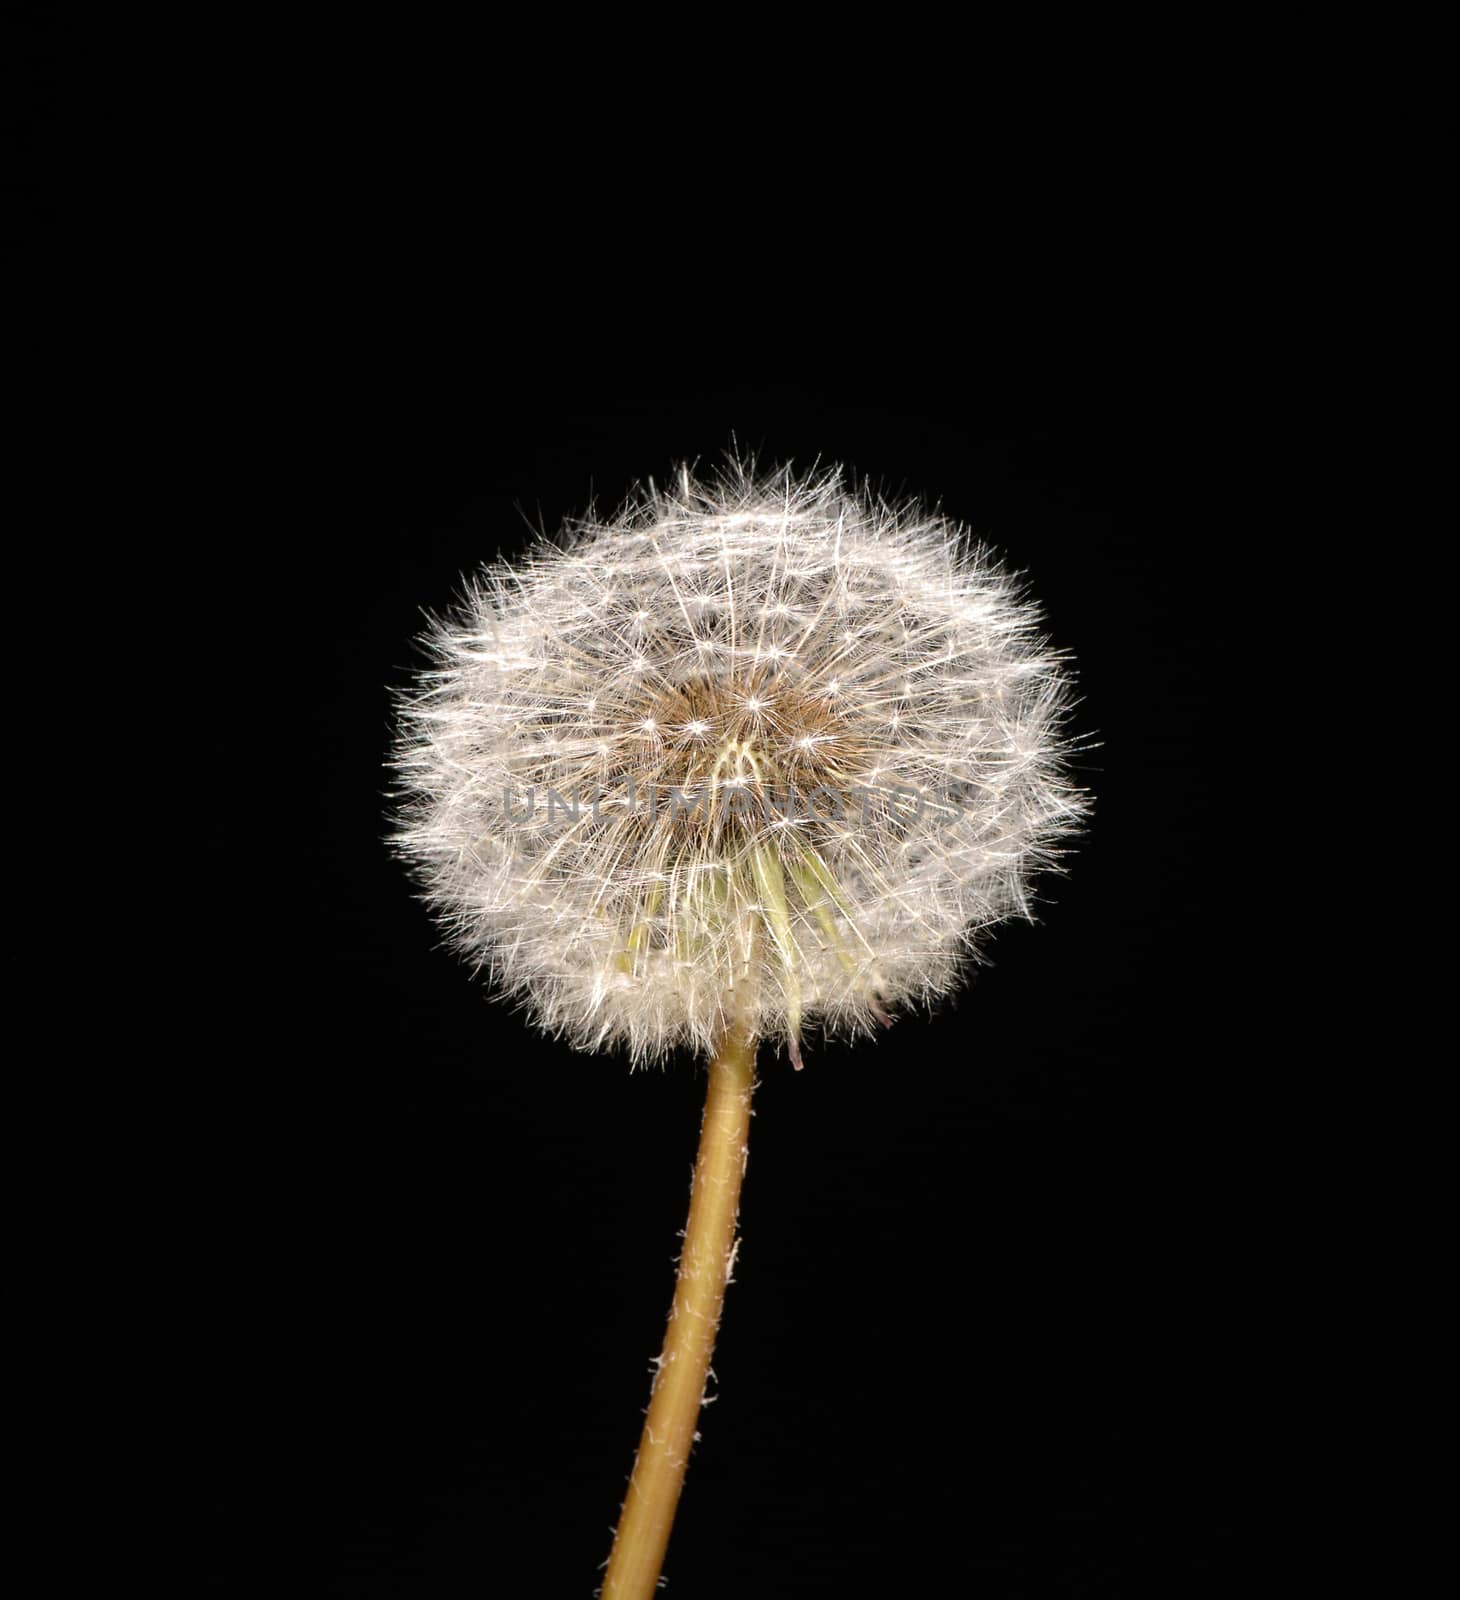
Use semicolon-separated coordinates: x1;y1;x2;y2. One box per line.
392;457;1085;1598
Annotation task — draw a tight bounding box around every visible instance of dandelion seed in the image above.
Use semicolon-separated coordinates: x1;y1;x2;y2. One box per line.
394;457;1083;1065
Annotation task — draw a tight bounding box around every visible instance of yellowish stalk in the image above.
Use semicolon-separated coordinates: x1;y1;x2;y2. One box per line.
750;842;803;1068
789;855;858;977
601;1019;758;1599
617;881;665;974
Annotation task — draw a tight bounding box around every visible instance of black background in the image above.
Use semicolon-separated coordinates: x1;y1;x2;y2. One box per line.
221;399;1212;1596
6;9;1246;1591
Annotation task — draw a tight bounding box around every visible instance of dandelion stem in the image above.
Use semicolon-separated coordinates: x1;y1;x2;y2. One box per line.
601;1020;757;1599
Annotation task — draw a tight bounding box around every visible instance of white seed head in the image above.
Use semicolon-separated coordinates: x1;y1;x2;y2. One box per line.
392;459;1086;1065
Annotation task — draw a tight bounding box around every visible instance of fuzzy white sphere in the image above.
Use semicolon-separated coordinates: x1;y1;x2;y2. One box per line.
393;460;1085;1065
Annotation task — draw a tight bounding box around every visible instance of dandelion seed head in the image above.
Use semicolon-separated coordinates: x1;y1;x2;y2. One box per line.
393;457;1086;1064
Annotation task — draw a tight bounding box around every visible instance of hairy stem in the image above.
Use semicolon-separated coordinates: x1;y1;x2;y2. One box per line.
601;1022;757;1599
